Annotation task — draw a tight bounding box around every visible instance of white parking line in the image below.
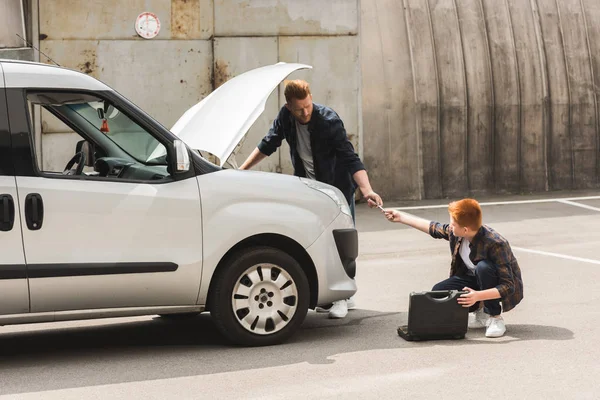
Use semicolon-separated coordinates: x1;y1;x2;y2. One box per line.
392;195;600;210
512;247;600;265
557;199;600;212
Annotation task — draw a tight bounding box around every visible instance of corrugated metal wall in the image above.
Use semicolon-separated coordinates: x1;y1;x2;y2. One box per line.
362;0;600;200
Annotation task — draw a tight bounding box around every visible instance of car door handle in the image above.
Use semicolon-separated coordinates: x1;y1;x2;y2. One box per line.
25;193;44;230
0;194;15;232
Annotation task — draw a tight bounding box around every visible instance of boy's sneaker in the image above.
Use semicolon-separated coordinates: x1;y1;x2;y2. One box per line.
468;308;489;329
328;300;348;319
485;316;506;338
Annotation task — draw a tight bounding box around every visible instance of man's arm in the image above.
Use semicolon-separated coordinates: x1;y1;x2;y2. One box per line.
328;119;382;205
240;108;286;170
352;170;381;205
239;148;267;170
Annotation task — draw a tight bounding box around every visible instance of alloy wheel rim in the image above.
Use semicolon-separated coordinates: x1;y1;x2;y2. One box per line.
231;263;298;335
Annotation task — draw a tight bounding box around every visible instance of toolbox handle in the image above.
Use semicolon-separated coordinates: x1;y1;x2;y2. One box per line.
425;290;468;302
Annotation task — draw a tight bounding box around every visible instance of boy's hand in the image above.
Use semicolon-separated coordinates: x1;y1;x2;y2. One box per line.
458;287;480;307
384;209;402;223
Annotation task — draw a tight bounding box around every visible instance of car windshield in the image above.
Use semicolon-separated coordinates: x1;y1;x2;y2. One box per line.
66;100;167;165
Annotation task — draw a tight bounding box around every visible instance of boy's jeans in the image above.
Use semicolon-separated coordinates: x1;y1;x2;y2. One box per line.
432;260;502;316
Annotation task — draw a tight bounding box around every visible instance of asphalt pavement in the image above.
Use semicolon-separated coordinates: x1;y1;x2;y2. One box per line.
1;190;599;399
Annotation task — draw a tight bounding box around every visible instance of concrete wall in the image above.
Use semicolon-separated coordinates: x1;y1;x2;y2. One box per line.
29;0;359;176
362;0;600;200
0;0;26;48
8;0;599;201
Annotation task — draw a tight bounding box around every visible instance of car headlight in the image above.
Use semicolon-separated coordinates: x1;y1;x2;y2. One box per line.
300;178;352;217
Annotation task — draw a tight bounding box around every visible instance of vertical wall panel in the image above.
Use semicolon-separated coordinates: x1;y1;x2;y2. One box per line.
40;0;214;40
39;39;213;170
405;0;442;199
508;0;546;192
482;0;520;193
582;0;600;185
536;0;571;190
429;0;467;198
555;0;598;191
361;0;420;200
455;0;494;195
557;0;597;189
214;0;357;36
429;0;468;197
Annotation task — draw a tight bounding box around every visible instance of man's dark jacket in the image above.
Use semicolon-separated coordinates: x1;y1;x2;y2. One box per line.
257;103;365;203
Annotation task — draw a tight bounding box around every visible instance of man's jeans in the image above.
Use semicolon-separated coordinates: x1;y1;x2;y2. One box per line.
432;260;502;316
349;195;356;225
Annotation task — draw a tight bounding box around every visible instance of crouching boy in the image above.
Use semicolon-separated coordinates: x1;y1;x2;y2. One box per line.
380;198;523;338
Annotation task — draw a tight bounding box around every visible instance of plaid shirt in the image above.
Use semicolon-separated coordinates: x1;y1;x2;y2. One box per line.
429;222;524;312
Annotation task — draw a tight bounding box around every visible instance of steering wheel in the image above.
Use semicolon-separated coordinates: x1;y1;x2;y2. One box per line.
63;151;87;176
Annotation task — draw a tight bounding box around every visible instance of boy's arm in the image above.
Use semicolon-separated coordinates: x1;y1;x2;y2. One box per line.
489;243;517;298
458;287;502;309
383;209;445;237
458;243;515;309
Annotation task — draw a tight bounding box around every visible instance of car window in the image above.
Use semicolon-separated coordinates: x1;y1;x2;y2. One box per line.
69;101;167;164
26;91;170;180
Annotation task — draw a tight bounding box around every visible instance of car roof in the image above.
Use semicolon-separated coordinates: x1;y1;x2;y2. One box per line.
0;59;112;91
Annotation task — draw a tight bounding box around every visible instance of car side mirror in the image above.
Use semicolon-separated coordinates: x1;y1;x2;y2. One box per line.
174;140;190;172
75;140;95;167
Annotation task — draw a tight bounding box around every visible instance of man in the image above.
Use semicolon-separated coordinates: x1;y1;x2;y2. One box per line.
240;79;382;319
380;198;523;338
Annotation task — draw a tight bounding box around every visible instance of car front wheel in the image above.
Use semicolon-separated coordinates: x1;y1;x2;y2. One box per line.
209;246;309;346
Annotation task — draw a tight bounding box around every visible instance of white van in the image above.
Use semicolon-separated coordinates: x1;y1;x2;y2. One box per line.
0;60;357;346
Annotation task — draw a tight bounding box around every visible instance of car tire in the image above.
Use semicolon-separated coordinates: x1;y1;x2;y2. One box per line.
209;246;309;346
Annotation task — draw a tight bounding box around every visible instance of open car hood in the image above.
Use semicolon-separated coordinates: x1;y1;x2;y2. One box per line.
169;62;312;166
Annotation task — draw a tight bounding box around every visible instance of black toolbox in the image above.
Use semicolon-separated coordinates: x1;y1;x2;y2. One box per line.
397;290;469;341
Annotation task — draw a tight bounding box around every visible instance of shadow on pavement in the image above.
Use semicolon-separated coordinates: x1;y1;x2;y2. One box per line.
0;309;573;395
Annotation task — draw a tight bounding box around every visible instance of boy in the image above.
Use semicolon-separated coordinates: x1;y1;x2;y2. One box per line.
380;198;523;338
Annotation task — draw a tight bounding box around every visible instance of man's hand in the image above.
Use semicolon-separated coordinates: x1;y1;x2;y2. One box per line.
363;191;383;207
352;171;382;207
239;148;267;170
458;287;481;308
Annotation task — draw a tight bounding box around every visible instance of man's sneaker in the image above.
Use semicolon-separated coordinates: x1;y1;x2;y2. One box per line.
328;300;348;319
468;308;489;329
316;296;356;313
485;316;506;338
346;296;356;310
315;304;332;313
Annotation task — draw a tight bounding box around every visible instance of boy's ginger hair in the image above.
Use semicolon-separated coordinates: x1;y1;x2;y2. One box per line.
448;198;482;230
